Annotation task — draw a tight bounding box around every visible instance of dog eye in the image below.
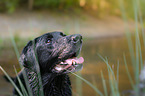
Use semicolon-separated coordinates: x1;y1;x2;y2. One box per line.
47;39;51;44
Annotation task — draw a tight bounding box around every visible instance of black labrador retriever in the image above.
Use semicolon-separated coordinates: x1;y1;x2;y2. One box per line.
13;32;84;96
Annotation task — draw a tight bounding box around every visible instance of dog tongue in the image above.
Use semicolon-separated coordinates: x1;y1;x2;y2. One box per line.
65;57;84;65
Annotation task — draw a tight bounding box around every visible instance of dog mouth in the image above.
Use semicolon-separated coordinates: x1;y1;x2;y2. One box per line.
52;53;84;73
51;34;84;74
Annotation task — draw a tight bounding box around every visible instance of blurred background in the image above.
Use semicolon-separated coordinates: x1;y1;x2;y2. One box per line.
0;0;145;96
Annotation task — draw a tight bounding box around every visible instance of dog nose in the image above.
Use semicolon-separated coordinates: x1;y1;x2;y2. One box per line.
72;34;82;43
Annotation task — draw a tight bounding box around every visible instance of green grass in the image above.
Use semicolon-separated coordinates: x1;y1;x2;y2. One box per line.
0;0;145;95
0;28;144;96
121;0;145;95
8;27;33;96
0;66;23;96
0;29;122;96
98;55;120;96
13;66;28;96
71;72;103;96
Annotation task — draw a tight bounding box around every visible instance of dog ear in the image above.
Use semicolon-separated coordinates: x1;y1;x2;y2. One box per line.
19;40;43;95
19;40;37;71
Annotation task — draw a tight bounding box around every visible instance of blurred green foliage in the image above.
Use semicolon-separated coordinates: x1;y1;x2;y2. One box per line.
34;0;79;9
0;0;145;19
0;0;18;13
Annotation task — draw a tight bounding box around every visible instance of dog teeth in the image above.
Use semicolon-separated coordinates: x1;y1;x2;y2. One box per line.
55;66;62;71
60;62;68;65
72;61;76;65
60;62;64;64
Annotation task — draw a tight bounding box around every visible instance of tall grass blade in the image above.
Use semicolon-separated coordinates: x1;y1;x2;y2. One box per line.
8;27;33;96
133;0;140;95
101;71;108;96
133;0;143;69
71;72;103;96
76;72;82;96
14;66;28;96
9;28;20;59
98;54;116;78
116;60;120;86
135;33;139;86
136;33;143;70
126;32;136;74
108;69;116;96
137;0;145;47
98;54;120;96
0;66;23;96
118;0;136;75
106;58;120;96
123;54;135;89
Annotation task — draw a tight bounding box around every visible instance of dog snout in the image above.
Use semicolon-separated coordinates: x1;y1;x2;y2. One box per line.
71;34;82;43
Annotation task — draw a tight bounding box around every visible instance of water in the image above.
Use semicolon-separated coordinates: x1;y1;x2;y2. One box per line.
0;36;138;96
71;36;134;96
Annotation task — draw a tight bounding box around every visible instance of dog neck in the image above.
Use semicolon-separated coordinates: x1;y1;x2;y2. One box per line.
24;68;72;96
42;73;72;96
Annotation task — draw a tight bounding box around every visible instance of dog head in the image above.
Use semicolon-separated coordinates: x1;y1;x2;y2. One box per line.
19;32;84;74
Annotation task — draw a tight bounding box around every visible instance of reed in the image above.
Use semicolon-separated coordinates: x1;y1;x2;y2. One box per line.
1;0;145;95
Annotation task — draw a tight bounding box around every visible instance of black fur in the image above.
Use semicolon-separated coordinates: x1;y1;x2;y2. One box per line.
12;32;83;96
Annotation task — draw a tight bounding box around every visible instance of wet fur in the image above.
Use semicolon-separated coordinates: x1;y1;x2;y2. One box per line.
12;32;82;96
